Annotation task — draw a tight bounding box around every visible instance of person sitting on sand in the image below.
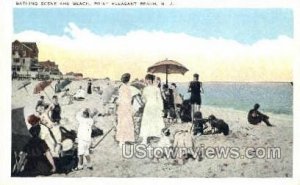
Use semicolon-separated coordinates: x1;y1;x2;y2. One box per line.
35;96;49;112
157;128;172;148
73;86;86;100
21;123;56;177
28;113;62;158
49;95;61;124
193;111;208;136
179;100;192;123
248;104;273;127
173;124;196;165
61;88;73;105
75;108;94;170
207;115;230;135
150;128;172;162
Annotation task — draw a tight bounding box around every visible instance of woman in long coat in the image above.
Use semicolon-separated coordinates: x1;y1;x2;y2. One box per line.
116;73;135;147
139;74;165;144
87;79;92;94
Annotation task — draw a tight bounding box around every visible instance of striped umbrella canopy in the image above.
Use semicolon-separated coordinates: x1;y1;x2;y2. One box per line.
33;80;52;94
17;80;31;93
147;59;189;84
33;80;52;100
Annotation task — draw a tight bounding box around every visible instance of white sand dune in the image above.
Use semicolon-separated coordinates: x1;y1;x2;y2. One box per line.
12;80;292;177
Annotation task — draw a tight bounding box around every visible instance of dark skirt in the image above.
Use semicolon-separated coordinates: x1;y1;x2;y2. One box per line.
87;85;92;94
51;104;61;123
22;157;52;177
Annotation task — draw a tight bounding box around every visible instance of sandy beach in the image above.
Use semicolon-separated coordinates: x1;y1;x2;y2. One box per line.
12;79;293;177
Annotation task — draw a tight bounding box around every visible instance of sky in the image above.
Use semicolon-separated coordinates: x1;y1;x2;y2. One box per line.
13;8;295;82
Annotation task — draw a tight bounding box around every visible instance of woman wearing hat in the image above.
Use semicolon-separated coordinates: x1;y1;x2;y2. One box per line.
139;74;165;144
116;73;135;147
188;73;204;121
21;124;56;176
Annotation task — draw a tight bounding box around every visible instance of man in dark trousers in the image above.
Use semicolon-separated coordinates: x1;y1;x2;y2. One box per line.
248;104;273;127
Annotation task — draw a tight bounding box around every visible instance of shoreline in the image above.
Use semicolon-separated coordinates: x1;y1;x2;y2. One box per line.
201;105;293;122
11;80;293;120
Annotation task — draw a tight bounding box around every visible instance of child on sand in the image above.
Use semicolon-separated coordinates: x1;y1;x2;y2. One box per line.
35;96;49;111
49;95;61;124
193;111;208;136
75;108;94;170
61;88;73;105
173;126;194;165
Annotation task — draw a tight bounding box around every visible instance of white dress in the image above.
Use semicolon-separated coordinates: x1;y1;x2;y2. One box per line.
116;84;135;143
139;85;165;140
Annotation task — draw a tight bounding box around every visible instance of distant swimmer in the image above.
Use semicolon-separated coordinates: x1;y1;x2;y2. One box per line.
248;104;273;127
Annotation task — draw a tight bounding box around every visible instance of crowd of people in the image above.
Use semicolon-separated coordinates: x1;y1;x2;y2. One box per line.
116;73;206;146
14;73;274;176
14;79;106;176
115;72;273;163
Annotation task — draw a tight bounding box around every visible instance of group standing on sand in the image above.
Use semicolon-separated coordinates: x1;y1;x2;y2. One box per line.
115;72;274;146
16;71;275;176
115;72;204;146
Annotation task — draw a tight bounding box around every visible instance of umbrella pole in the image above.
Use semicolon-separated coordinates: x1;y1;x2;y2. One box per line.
91;125;115;149
43;91;51;101
166;65;168;85
50;84;55;92
24;86;29;94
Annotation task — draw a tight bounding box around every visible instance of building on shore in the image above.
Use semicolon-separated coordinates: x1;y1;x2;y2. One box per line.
12;40;39;78
39;60;62;80
64;72;83;80
12;40;62;80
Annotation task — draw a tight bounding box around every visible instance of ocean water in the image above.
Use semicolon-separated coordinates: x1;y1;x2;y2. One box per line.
177;82;293;116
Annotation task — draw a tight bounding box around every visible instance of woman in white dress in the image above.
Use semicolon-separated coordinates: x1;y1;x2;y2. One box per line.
139;74;165;144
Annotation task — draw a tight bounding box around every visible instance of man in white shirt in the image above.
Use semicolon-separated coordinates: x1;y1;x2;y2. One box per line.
76;108;93;170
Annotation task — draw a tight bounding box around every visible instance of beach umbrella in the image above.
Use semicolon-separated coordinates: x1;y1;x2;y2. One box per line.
17;80;31;94
33;80;52;100
147;59;189;84
11;107;31;173
56;79;72;92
